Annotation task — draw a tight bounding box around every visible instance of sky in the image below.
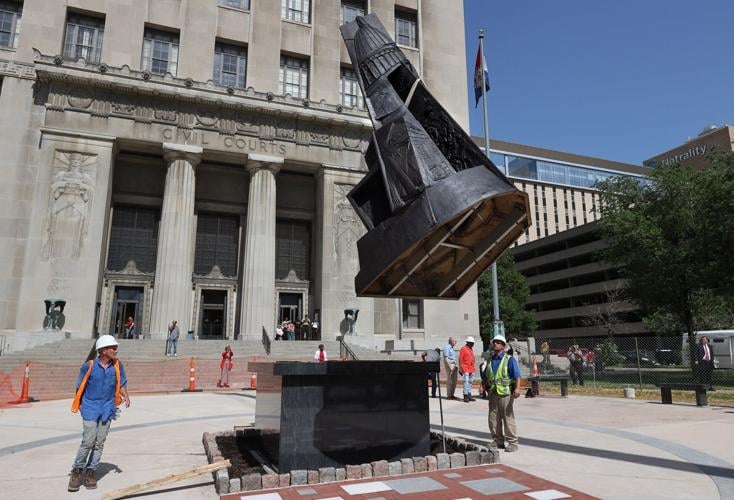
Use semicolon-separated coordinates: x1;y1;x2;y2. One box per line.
463;0;733;165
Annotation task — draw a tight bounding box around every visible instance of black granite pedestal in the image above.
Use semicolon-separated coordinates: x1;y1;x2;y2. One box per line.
252;360;438;472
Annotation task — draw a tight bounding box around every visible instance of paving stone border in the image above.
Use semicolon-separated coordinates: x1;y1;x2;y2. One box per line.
202;429;499;494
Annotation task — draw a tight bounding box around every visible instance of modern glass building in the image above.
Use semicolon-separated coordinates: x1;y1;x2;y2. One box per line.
476;139;649;245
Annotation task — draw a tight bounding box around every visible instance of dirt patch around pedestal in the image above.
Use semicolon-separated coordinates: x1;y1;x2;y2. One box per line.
216;431;464;478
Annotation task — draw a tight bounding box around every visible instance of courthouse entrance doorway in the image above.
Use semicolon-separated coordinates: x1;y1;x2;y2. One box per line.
278;292;302;324
199;289;227;339
112;286;143;338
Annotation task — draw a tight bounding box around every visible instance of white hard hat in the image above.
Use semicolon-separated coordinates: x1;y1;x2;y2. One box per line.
465;336;475;343
492;334;507;345
96;335;119;351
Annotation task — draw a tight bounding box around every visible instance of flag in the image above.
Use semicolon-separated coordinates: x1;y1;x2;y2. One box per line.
473;44;491;107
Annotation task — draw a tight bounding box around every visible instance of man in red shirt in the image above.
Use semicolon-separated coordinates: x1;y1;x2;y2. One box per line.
459;336;477;402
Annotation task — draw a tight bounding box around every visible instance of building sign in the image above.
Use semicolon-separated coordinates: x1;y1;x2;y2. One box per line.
644;126;734;170
644;145;707;168
161;127;287;155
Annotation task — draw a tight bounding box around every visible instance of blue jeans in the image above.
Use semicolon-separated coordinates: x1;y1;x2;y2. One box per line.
168;338;178;355
72;419;111;470
463;372;474;395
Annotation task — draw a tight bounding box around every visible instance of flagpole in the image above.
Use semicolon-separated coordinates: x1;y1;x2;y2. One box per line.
479;29;502;336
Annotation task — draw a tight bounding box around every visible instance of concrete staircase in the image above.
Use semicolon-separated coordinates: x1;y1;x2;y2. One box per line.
0;338;400;403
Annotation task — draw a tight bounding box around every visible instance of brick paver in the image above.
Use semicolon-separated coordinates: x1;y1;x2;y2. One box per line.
221;464;597;499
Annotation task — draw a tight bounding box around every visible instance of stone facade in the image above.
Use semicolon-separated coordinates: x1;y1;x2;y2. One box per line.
0;0;478;345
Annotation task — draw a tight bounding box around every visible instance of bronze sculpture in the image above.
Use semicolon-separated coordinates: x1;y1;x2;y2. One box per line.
340;15;531;299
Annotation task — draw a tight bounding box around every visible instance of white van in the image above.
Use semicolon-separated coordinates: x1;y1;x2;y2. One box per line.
695;330;734;369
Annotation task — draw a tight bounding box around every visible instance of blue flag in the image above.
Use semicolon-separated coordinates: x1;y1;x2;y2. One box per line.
474;44;491;107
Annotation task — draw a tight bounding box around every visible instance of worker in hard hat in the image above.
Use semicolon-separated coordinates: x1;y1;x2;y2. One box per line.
485;334;522;452
68;335;130;492
458;336;477;402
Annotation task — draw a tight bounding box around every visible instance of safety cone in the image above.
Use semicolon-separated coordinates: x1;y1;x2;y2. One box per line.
531;354;540;377
249;373;257;390
182;357;202;392
8;362;38;404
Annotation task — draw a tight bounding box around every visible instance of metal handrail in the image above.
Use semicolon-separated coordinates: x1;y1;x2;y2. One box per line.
336;335;358;360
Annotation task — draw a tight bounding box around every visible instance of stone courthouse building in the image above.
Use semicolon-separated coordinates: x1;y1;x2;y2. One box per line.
0;0;478;346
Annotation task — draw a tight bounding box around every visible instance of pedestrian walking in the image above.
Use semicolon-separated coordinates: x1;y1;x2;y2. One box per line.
459;336;477;402
314;343;328;362
422;349;441;398
442;337;458;400
68;335;130;492
695;336;715;386
124;316;135;339
567;345;584;385
218;345;234;387
167;320;179;356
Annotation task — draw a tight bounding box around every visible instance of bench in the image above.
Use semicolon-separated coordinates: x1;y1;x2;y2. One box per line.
527;375;571;397
656;383;711;407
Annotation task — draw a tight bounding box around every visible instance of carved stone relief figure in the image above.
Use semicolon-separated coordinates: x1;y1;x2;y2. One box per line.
41;152;97;260
333;183;363;263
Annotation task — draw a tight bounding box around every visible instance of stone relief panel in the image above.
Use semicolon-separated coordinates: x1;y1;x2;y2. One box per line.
41;151;97;261
43;79;370;153
0;59;36;79
333;183;364;264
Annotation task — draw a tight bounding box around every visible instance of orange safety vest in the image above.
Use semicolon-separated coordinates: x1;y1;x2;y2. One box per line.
71;359;121;413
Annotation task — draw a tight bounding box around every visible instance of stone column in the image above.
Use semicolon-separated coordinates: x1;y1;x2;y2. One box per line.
149;143;202;337
240;154;283;338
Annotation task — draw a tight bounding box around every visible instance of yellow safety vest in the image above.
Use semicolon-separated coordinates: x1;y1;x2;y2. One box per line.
487;354;512;396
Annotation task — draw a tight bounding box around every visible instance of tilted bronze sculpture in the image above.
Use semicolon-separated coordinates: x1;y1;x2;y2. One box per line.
340;14;531;299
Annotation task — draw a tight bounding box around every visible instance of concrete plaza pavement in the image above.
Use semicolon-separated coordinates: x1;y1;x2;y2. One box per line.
0;391;732;499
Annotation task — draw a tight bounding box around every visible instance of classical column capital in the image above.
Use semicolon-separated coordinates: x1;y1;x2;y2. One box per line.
246;153;283;175
162;142;203;167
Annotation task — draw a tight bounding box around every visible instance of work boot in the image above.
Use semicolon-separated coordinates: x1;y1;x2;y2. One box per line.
67;468;83;492
84;469;97;489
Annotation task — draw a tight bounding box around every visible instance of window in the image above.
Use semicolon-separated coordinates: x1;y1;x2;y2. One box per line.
282;0;310;24
195;214;239;276
279;55;309;98
276;220;310;280
107;206;159;273
141;28;179;76
402;299;423;329
341;0;365;25
395;9;417;48
213;42;247;88
218;0;250;9
0;0;22;49
340;67;363;109
63;13;104;64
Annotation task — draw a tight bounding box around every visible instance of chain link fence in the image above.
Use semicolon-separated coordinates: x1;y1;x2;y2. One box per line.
531;335;734;389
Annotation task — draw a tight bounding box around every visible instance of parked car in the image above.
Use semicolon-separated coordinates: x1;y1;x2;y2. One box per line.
618;350;659;366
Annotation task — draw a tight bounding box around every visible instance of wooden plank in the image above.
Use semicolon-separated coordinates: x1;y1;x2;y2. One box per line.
102;459;230;500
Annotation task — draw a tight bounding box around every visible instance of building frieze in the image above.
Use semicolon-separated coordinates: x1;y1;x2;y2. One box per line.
0;57;36;80
32;51;372;153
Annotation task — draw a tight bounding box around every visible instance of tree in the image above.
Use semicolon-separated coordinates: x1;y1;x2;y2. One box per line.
596;153;734;365
478;252;537;346
580;283;628;338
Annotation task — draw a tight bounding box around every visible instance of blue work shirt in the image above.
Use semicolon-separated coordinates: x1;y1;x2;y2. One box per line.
489;352;520;380
75;358;128;422
443;344;456;363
